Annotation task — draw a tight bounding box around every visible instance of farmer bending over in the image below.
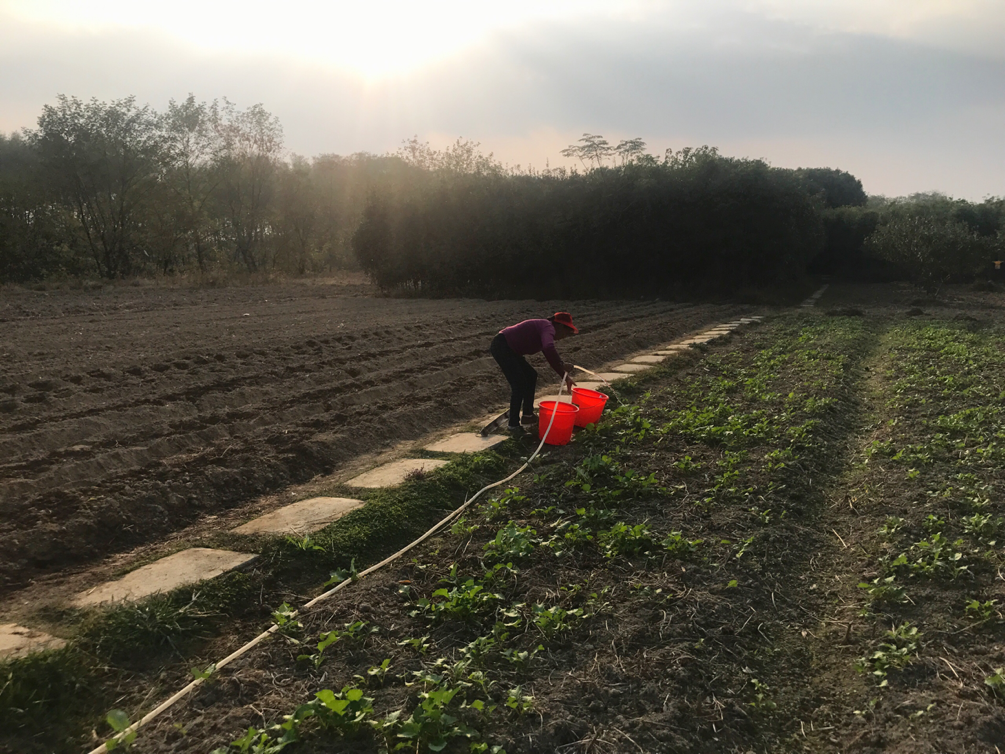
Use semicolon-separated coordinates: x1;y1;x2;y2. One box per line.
490;312;578;434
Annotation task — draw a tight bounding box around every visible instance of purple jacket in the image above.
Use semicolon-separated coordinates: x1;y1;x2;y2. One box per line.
501;319;566;377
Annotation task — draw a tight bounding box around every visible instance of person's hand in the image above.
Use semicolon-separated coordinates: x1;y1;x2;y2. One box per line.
564;375;576;392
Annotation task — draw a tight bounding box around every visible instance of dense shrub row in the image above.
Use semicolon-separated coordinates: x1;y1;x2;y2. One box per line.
353;148;836;298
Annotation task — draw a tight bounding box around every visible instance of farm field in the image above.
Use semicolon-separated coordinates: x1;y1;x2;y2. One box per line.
4;283;1005;754
0;281;742;599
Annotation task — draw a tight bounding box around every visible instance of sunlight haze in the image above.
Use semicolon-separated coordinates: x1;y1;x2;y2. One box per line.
2;0;1003;198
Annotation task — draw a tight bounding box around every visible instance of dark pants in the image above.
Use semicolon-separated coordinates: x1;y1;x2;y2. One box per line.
490;333;537;426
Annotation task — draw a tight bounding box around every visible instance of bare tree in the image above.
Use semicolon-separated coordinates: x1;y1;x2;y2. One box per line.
561;133;613;170
614;137;647;165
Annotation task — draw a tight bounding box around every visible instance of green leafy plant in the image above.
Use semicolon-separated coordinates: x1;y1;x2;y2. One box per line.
310;686;374;732
746;677;777;711
531;604;584;638
986;668;1005;699
504;686;534;715
857;576;908;608
965;599;999;622
482;523;537;564
284;533;324;552
661;531;703;556
597;521;654;558
271;603;302;635
855;624;921;686
103;709;137;751
382;683;477;752
190;663;217;681
398;635;431;655
414;579;503;623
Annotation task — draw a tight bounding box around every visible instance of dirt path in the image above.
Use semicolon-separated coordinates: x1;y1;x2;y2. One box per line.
0;282;746;599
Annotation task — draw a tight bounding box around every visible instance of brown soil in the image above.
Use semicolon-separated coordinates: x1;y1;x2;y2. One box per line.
0;281;746;599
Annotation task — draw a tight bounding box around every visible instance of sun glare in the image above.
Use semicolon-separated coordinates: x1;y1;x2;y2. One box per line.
4;0;619;79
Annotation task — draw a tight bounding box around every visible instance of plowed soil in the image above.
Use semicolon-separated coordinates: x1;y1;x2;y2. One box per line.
0;281;744;598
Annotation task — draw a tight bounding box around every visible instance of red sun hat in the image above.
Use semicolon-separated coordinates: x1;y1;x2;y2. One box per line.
552;311;578;334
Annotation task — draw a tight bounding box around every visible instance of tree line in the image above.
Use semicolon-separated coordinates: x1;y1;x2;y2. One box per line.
0;95;428;282
2;98;1003;295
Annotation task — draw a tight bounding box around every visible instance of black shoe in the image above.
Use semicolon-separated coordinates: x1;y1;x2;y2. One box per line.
507;424;528;436
520;413;538;426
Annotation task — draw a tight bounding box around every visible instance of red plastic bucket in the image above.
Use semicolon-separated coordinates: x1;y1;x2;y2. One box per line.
538;400;579;445
571;387;609;427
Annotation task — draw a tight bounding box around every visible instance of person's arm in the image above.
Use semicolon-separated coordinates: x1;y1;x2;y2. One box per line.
540;328;574;389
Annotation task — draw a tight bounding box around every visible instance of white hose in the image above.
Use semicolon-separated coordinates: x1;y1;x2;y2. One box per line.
89;374;575;754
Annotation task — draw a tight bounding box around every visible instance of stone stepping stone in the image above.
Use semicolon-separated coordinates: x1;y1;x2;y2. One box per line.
233;497;364;535
426;434;507;454
72;548;257;608
584;372;628;383
611;363;652;373
0;623;66;659
653;349;688;356
632;355;666;364
346;458;449;488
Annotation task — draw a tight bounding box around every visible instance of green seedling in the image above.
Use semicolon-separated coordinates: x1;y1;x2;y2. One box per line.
398;635;431;655
103;709;137;751
986;668;1005;698
963;513;1002;541
597;521;654;558
483;522;537;564
469;744;507;754
501;645;543;669
190;663;217;680
486;487;526;520
661;531;703;556
451;517;479;537
366;659;392;683
271;603;302;635
886;533;968;579
922;514;945;533
504;686;534;715
735;535;756;559
310;686;374;732
673;455;701;473
878;517;904;536
322;558;359;588
213;726;288;754
965;599;999;622
531;604;583;638
857;576;908;608
383;683;477;752
284;534;323;552
297;621;370;668
414;578;502;622
746;677;777;711
855;624;921;686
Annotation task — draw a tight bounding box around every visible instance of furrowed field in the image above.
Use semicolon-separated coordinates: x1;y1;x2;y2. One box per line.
3;281;1004;753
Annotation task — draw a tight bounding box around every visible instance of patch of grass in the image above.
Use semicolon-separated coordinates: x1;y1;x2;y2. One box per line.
78;572;257;666
0;646;100;753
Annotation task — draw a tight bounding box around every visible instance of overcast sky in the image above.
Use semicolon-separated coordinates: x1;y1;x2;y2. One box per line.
2;0;1003;199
